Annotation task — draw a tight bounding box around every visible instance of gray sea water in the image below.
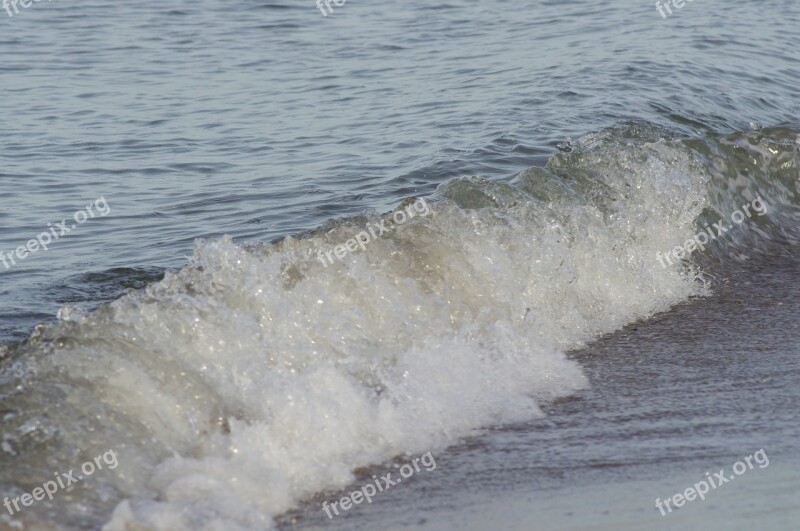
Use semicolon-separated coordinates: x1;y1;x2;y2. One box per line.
1;0;799;529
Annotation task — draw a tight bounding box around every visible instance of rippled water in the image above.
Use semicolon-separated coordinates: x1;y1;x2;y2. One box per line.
2;0;798;342
1;0;799;529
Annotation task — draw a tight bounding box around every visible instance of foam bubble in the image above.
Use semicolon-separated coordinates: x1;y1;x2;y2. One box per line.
3;127;730;529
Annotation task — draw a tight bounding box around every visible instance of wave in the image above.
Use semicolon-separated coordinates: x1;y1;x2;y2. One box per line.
1;122;798;530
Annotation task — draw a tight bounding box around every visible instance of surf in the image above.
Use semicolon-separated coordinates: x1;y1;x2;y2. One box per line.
1;122;797;530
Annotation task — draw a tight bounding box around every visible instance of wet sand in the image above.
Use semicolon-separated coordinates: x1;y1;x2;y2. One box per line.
280;254;800;530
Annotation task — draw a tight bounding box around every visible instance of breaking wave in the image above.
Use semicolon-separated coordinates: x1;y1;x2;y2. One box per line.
1;123;798;529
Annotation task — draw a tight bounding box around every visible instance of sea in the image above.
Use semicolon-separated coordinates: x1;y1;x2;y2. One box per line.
0;0;798;529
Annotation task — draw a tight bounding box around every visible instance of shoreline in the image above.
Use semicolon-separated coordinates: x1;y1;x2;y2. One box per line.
280;254;800;530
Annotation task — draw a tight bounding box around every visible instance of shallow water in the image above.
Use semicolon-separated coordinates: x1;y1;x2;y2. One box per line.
2;0;798;343
1;0;799;529
282;256;800;530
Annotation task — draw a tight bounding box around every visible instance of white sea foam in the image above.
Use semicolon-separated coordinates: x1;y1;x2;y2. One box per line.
4;132;715;530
